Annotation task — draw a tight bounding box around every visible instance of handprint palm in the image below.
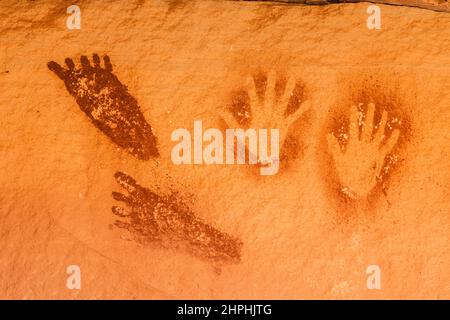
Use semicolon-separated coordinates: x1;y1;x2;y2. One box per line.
327;103;400;199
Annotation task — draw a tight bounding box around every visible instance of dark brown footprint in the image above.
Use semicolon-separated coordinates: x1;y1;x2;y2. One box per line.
47;54;158;160
112;172;242;265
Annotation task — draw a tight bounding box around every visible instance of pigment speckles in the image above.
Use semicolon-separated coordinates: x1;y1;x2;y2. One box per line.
327;103;400;200
47;54;159;160
321;75;414;218
111;172;242;265
228;88;251;127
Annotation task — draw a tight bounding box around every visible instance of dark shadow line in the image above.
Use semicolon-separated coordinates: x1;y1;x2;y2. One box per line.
227;0;450;13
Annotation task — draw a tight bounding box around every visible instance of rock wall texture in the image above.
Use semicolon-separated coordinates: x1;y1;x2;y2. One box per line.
0;0;449;299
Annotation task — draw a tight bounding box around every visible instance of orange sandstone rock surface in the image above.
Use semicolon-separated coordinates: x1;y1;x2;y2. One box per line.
0;0;449;299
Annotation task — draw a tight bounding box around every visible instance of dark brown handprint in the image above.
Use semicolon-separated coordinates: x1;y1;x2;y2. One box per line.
47;54;158;160
111;172;242;265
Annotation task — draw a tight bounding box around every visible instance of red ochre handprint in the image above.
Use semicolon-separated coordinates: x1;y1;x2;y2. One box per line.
327;103;400;199
224;70;311;166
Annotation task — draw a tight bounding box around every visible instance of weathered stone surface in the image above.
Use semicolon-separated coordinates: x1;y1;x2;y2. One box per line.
0;0;449;299
240;0;450;12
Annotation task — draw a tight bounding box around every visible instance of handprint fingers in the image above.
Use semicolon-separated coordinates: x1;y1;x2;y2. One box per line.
103;55;113;72
65;58;75;70
264;70;277;110
92;53;101;67
349;104;360;141
112;191;132;204
80;55;91;69
374;110;388;145
112;206;130;217
280;76;297;110
245;75;258;108
361;102;375;142
114;220;132;229
381;129;400;155
50;55;108;74
47;61;66;80
114;171;137;193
